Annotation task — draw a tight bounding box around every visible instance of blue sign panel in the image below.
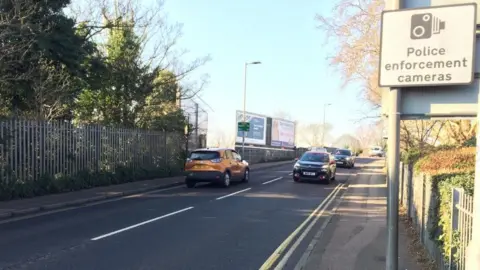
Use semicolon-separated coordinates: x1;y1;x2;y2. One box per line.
235;111;266;145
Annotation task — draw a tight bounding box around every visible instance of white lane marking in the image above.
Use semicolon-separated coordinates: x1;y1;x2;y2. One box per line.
258;184;343;270
293;185;348;270
91;206;194;241
0;184;188;225
215;188;252;201
275;184;345;269
262;177;283;185
288;173;293;176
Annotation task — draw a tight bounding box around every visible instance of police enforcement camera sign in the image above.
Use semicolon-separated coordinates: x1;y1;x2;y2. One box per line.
379;3;477;87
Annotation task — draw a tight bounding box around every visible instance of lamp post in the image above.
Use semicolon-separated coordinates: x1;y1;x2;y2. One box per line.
241;61;261;158
321;103;331;146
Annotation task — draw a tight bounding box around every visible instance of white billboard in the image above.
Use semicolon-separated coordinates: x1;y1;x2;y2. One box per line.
271;119;295;148
235;111;267;145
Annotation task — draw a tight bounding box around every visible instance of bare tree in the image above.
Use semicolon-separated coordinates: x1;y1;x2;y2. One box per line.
67;0;210;100
272;110;292;120
442;120;476;145
316;0;384;109
355;121;384;148
208;129;235;148
297;123;332;147
334;134;362;152
30;60;78;120
0;0;44;87
400;120;445;154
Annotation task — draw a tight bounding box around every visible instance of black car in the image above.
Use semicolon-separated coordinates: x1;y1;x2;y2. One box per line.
333;149;355;168
293;151;336;184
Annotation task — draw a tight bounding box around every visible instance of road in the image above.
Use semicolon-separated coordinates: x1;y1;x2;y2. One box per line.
0;159;376;270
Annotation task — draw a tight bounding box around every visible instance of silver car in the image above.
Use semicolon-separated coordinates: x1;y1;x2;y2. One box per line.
369;146;384;157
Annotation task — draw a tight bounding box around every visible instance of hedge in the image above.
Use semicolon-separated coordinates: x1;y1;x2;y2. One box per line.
415;146;475;175
414;146;475;263
0;164;184;201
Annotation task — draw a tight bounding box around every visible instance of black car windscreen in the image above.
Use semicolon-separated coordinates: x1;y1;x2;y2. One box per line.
335;150;351;156
190;151;220;160
325;147;337;153
300;153;328;162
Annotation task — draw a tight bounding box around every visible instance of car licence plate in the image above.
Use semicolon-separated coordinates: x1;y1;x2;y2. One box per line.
303;172;316;176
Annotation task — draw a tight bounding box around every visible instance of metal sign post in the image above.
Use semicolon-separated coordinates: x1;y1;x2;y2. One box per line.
386;89;401;270
379;2;477;269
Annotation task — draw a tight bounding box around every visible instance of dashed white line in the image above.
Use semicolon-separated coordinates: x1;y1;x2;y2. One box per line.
288;173;293;176
91;206;194;241
262;177;283;185
215;188;252;200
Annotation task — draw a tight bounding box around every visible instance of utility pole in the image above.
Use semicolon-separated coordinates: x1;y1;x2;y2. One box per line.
242;63;247;158
241;61;261;158
385;0;401;269
184;115;190;169
321;103;331;146
194;102;199;149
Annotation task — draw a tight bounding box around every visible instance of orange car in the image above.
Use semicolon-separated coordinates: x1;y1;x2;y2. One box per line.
184;148;250;188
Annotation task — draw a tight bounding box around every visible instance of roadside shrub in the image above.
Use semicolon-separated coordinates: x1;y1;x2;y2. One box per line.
0;164;184;201
401;148;421;164
414;146;475;265
430;173;474;262
415;147;475;175
463;136;476;147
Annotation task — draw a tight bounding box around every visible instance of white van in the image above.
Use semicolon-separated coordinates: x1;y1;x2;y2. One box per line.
369;146;384;157
309;147;327;153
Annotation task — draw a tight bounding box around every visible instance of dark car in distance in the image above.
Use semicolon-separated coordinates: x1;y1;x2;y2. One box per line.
334;149;355;168
293;151;336;184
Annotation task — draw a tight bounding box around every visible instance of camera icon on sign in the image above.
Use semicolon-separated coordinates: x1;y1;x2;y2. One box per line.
410;13;445;39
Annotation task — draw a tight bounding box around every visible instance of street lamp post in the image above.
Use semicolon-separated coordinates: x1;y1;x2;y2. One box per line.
242;61;261;158
321;103;331;146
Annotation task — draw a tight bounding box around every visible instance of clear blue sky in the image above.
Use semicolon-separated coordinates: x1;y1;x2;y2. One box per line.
162;0;373;139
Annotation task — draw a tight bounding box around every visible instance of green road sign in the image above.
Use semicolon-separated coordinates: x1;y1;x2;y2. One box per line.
238;122;250;132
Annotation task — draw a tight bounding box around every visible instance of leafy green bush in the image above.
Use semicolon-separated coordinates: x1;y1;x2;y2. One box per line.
414;146;475;264
415;147;475;175
463;136;476;147
401;148;421;164
0;164;184;201
430;173;474;261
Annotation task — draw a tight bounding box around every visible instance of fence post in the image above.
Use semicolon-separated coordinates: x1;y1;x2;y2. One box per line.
421;174;426;244
399;162;404;206
450;188;460;270
408;164;413;219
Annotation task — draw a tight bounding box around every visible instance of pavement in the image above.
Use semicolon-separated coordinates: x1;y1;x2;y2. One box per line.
0;158;422;270
291;159;421;270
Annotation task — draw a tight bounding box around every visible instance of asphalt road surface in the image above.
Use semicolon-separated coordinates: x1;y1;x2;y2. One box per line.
0;159;376;270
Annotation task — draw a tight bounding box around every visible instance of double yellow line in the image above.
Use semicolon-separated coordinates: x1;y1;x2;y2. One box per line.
259;183;345;270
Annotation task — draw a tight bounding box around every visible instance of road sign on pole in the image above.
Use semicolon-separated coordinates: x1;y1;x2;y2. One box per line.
379;3;477;87
238;122;250;132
